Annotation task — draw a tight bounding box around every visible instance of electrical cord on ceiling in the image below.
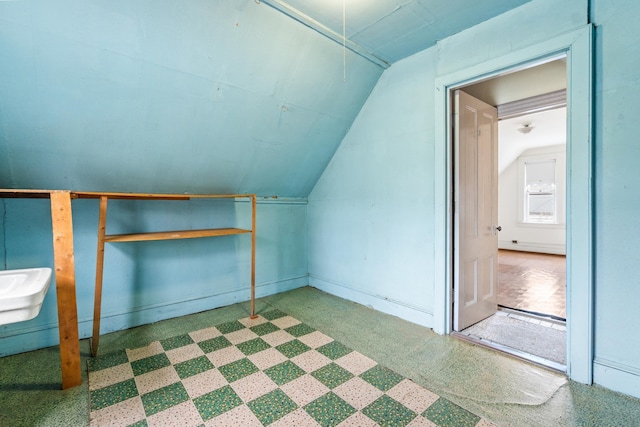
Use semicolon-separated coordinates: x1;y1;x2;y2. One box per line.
343;0;346;82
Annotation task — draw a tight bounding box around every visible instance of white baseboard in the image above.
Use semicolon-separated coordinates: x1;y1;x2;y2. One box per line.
309;275;433;328
498;240;566;255
594;358;640;399
0;275;308;357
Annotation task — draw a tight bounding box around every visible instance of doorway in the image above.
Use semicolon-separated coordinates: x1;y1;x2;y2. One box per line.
450;58;569;371
433;25;593;384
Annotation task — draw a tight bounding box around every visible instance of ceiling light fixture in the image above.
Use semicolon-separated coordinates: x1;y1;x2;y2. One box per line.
517;123;534;134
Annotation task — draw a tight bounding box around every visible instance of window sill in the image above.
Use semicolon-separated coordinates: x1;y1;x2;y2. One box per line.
516;222;566;230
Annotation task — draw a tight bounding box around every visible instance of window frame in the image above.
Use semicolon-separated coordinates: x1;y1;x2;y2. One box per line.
524;158;557;224
517;150;566;228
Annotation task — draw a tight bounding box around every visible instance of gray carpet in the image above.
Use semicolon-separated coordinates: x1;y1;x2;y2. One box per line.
463;314;566;364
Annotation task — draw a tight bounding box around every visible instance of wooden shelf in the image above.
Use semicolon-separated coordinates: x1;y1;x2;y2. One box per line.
72;191;254;200
0;189;256;389
89;192;257;357
104;228;251;243
0;189;257;388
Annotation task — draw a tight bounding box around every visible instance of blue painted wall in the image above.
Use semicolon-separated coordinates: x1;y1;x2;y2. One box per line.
308;49;438;326
309;0;586;327
0;0;381;355
2;0;640;401
0;197;308;356
591;0;640;398
309;0;640;399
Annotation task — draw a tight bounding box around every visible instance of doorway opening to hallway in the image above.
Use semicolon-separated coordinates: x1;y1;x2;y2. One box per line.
451;56;568;372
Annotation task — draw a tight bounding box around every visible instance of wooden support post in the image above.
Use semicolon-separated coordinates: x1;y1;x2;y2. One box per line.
91;196;108;356
250;195;257;318
49;191;82;389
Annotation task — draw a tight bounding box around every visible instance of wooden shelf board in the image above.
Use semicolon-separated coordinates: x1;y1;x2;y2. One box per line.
0;189;54;198
73;191;254;200
104;228;252;243
1;189;256;201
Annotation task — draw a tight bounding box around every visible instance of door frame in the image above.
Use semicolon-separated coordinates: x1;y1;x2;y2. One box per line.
433;25;593;384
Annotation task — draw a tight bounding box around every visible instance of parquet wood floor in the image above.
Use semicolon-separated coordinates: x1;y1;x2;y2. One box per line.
498;249;566;319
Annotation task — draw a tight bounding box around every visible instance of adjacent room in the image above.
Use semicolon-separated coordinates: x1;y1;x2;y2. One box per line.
2;1;640;426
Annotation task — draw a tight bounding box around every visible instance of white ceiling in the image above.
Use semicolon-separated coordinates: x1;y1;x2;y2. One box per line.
499;107;567;174
260;0;532;66
463;58;567;106
459;58;568;174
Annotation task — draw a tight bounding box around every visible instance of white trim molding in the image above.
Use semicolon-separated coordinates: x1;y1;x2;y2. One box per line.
594;358;640;400
309;275;434;328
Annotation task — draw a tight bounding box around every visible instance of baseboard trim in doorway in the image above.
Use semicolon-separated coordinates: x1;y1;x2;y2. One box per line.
452;331;567;373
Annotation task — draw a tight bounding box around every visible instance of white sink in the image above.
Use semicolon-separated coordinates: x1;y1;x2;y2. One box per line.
0;268;52;326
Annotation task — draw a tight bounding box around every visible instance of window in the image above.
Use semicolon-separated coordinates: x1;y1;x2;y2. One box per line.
524;159;556;223
516;151;565;227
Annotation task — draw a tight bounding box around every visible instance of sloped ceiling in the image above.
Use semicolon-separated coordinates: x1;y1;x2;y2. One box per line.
0;1;382;196
263;0;532;66
0;0;531;197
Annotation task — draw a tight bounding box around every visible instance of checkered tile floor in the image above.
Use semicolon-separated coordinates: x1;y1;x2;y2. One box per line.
88;309;495;427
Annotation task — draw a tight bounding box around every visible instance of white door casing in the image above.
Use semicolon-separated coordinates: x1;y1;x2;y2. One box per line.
454;90;499;331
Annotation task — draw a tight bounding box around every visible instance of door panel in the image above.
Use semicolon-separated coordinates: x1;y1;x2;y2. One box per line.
463;259;478;305
454;90;499;331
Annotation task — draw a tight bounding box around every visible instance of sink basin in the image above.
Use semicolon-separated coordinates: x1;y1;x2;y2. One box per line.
0;268;52;326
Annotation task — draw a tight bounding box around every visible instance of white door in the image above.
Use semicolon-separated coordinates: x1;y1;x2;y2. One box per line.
453;90;499;331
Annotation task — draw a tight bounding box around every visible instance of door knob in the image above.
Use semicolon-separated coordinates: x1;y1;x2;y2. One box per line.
496;226;502;232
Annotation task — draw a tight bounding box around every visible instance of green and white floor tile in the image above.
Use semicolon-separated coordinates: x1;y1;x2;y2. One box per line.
88;309;496;427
